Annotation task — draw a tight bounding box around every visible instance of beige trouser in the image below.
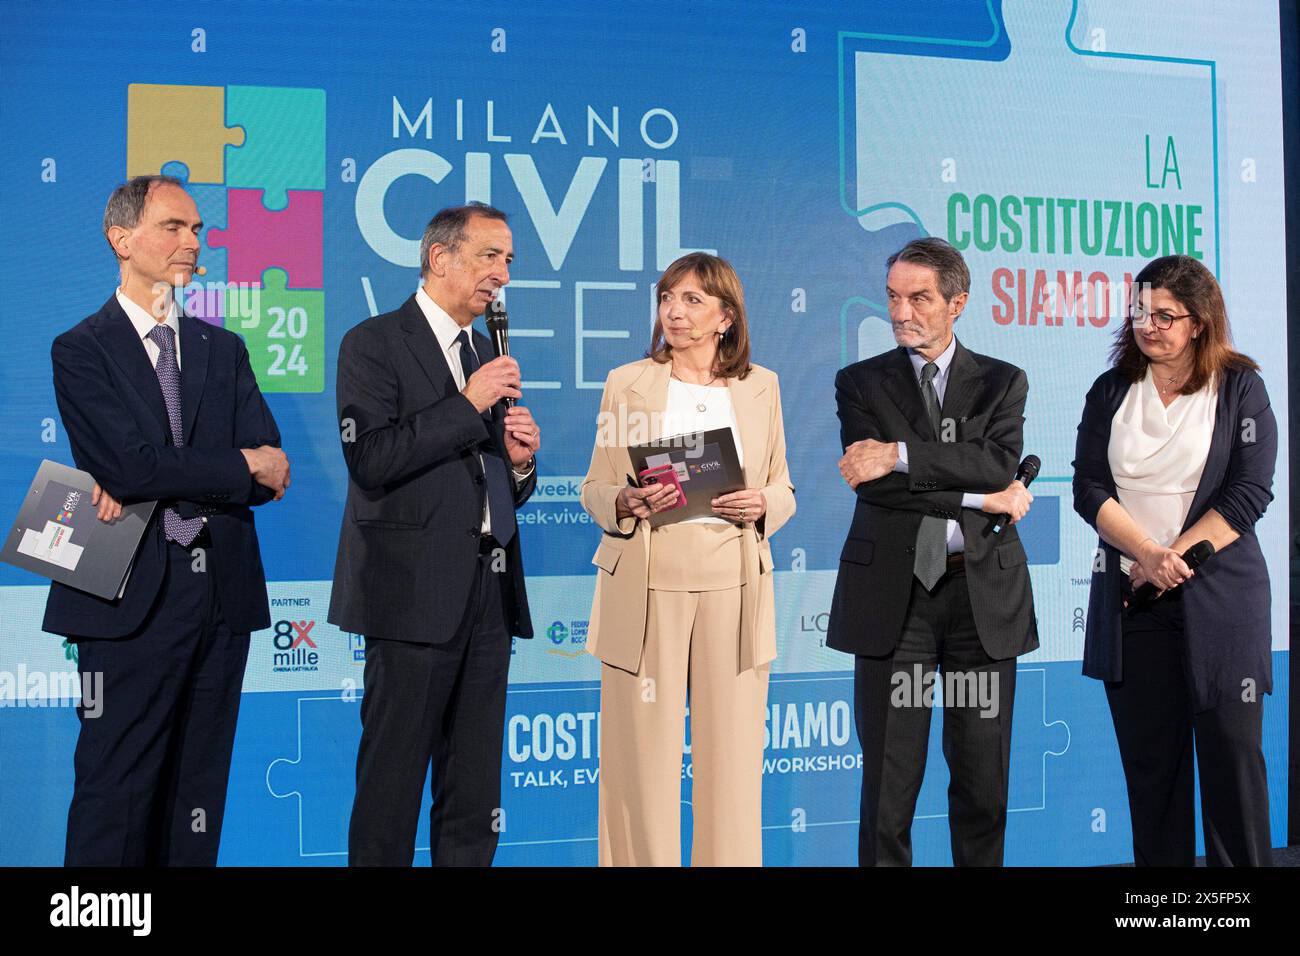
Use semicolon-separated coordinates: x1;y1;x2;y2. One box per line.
598;523;770;867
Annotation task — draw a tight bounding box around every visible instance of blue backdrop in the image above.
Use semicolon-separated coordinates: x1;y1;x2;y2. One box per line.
0;0;1289;865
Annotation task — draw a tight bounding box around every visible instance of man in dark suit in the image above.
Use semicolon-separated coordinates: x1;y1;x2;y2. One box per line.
46;175;289;865
330;203;540;866
827;237;1037;866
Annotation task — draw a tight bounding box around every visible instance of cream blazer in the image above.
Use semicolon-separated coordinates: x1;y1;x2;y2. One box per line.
580;358;796;674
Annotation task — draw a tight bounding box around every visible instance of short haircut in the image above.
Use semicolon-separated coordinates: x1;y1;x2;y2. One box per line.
886;237;971;302
418;203;510;277
102;174;183;261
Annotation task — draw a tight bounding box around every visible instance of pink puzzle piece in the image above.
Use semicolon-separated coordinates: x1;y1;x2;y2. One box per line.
207;189;323;290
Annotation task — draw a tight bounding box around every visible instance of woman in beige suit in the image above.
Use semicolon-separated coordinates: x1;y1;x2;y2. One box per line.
580;252;795;866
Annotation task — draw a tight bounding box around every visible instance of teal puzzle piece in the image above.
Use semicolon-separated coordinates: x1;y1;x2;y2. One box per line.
225;85;326;211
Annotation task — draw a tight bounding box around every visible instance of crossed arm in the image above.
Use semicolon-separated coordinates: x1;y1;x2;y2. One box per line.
834;366;1028;517
51;332;285;512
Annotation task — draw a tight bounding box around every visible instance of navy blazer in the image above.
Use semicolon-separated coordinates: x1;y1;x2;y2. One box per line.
43;294;281;639
1072;364;1276;711
327;295;535;644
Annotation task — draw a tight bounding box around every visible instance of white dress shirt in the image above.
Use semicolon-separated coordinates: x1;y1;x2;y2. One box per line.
1109;370;1216;574
890;335;986;552
117;289;181;370
414;287;533;535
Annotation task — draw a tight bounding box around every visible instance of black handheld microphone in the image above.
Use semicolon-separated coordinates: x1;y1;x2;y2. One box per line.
484;299;514;408
992;454;1040;534
1126;540;1214;612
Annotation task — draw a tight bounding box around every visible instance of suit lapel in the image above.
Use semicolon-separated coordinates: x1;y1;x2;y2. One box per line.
880;347;933;439
618;361;670;481
879;339;985;439
727;370;771;488
399;296;457;398
940;337;985;426
178;311;210;444
1181;372;1233;533
626;358;676;444
624;359;671;421
91;296;170;439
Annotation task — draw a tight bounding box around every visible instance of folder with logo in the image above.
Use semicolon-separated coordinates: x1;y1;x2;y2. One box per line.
1;460;157;600
628;427;746;527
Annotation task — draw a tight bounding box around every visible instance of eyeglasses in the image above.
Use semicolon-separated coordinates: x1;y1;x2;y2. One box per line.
1129;307;1196;331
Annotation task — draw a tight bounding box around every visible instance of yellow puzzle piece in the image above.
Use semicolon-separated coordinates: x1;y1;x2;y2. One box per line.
127;84;246;184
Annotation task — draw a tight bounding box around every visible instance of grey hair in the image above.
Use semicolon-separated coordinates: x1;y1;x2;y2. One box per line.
886;237;971;302
418;203;509;277
103;175;183;261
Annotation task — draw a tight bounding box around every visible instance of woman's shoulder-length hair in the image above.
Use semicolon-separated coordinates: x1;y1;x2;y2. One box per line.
647;252;752;380
1111;254;1259;393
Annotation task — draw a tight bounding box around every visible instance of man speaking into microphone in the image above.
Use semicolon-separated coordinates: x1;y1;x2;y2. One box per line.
827;237;1038;866
330;203;540;866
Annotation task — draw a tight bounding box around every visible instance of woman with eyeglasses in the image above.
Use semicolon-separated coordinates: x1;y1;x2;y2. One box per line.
1072;255;1276;865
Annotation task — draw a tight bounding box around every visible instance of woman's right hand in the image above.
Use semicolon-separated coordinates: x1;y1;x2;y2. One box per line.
616;482;679;520
1135;539;1193;593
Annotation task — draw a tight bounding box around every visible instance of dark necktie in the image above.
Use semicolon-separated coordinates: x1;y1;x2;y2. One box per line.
456;330;516;546
913;361;947;589
146;323;204;547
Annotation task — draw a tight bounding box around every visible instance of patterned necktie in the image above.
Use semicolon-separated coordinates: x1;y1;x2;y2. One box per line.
146;323;204;547
456;330;516;546
913;361;947;589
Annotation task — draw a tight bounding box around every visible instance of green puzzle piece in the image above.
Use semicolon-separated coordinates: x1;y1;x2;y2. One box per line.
226;269;324;393
226;85;326;210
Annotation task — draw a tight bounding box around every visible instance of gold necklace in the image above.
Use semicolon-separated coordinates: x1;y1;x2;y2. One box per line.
672;370;718;412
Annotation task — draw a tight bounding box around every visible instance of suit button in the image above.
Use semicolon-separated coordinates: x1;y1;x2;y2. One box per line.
468;528;480;537
906;546;915;554
474;475;485;485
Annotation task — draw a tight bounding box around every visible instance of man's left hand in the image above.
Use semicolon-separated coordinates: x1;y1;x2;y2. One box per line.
504;405;540;468
839;439;899;489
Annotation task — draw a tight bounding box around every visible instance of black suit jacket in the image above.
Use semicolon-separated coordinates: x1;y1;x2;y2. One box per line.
327;295;534;643
1073;365;1275;711
826;338;1038;660
43;294;280;639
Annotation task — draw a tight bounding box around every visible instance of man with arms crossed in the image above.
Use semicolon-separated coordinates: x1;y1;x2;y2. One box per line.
47;175;289;865
828;237;1037;866
331;204;541;866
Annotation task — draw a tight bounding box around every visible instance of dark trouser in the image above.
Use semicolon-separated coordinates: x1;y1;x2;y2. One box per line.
854;567;1017;867
348;547;512;866
1105;587;1271;866
66;539;250;866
